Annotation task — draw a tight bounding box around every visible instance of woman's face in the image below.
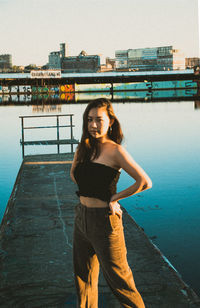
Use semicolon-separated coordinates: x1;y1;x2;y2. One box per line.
87;107;112;140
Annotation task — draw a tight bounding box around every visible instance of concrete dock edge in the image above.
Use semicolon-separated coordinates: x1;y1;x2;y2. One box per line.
0;154;199;308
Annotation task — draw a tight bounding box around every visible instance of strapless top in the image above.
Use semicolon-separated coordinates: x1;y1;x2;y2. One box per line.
74;161;120;202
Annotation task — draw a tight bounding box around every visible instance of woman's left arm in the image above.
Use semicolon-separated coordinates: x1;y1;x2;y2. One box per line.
109;145;152;214
70;148;79;184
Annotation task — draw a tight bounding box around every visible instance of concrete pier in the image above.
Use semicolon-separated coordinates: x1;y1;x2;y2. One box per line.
0;154;200;308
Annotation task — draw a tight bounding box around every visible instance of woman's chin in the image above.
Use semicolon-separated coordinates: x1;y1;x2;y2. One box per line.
90;132;99;138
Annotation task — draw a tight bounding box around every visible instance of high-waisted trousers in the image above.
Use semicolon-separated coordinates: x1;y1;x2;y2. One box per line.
73;203;145;308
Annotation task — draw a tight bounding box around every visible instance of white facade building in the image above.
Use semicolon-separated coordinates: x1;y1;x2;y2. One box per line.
115;46;185;71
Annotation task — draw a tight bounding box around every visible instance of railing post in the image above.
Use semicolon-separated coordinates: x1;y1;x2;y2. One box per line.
57;116;60;154
19;114;78;157
21;117;25;158
110;83;114;100
70;115;73;153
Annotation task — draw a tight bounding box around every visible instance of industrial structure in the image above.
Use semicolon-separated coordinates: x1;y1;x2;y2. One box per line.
0;54;12;71
48;43;68;70
115;46;185;71
48;43;100;73
62;52;100;73
48;51;62;69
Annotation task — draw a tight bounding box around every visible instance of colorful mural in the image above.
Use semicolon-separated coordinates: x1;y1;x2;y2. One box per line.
60;84;75;92
60;92;75;101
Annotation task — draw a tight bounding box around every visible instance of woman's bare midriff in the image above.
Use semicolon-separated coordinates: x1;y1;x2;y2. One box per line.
80;196;109;208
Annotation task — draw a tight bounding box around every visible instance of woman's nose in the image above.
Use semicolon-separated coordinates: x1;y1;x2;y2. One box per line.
91;121;97;128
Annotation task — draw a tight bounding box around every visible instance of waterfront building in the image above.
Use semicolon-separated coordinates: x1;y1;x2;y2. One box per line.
0;54;12;71
48;43;68;69
100;58;116;72
48;43;100;72
48;51;61;69
185;57;200;69
60;43;68;58
115;46;185;71
61;50;100;73
115;50;128;70
106;57;116;70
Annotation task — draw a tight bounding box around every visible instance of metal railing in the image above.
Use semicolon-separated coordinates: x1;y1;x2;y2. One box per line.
19;114;79;158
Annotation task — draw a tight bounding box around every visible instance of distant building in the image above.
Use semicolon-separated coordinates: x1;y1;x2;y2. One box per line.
48;43;68;69
48;51;61;69
62;52;100;73
115;50;128;70
115;46;185;71
106;57;116;70
60;43;67;58
0;54;12;71
48;44;100;72
185;57;200;69
100;58;115;72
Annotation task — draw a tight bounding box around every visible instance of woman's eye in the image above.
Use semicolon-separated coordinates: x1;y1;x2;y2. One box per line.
88;118;92;122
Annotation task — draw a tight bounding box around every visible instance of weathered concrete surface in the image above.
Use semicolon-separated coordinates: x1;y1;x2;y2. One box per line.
0;153;200;308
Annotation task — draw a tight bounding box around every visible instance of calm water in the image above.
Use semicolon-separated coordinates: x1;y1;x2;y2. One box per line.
0;99;200;295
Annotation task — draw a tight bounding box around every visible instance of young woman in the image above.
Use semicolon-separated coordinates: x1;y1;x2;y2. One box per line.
70;98;152;308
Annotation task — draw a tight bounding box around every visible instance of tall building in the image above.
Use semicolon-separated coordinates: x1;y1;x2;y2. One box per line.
48;43;67;69
48;51;61;69
0;54;12;71
115;46;185;71
60;43;67;58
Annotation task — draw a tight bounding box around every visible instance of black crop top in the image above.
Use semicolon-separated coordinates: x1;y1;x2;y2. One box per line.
74;161;120;202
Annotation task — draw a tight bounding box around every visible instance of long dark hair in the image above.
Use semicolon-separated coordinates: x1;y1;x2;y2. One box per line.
77;98;124;162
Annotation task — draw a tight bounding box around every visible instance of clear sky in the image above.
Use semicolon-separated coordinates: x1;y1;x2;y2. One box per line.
0;0;199;66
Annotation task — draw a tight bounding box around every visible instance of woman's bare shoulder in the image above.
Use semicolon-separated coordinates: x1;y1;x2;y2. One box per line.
103;140;122;155
112;144;136;167
103;143;129;169
112;143;127;155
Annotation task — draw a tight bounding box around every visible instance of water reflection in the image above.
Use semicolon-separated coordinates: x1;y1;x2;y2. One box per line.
0;80;199;105
32;104;62;113
0;93;200;110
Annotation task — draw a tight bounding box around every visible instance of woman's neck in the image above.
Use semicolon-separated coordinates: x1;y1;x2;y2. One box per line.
97;136;111;143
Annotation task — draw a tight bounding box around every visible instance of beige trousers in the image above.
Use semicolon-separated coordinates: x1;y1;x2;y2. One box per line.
73;203;145;308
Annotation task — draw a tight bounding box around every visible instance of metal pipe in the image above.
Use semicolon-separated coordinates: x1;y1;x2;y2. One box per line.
70;115;73;153
21;117;25;158
57;116;60;154
19;114;78;157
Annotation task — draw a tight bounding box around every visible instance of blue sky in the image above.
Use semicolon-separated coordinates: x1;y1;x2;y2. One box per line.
0;0;199;66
